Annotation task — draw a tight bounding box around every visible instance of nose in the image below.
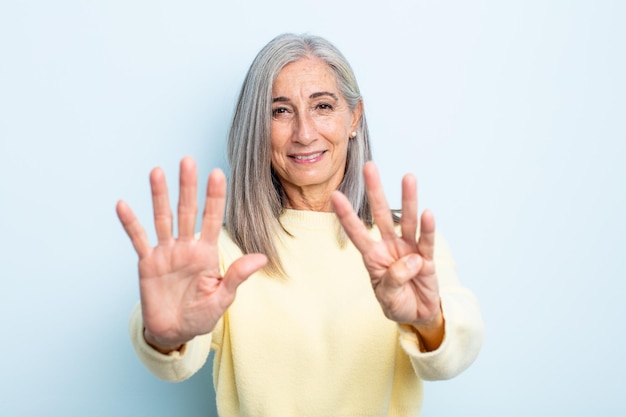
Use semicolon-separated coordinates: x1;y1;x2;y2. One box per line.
294;112;316;145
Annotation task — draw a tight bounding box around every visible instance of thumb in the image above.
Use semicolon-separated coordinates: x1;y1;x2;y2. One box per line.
221;254;268;295
383;254;423;289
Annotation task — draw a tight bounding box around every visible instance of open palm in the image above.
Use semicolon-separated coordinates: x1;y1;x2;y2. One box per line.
117;157;266;352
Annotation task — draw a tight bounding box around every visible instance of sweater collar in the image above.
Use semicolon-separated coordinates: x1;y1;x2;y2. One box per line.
279;209;341;231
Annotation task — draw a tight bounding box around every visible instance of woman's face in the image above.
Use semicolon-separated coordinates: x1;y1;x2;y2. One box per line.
270;57;362;209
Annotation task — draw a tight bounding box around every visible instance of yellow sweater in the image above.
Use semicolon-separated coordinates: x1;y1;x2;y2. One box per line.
129;210;483;416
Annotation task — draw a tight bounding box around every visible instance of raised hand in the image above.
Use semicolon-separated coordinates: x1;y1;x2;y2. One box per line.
331;162;444;351
116;157;267;353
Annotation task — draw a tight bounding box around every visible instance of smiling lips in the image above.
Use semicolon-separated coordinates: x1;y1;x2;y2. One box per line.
289;150;326;163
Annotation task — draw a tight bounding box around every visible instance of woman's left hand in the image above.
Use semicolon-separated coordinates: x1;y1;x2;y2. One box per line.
331;162;444;351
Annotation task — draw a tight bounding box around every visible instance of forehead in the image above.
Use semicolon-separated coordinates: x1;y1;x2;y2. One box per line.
272;57;339;94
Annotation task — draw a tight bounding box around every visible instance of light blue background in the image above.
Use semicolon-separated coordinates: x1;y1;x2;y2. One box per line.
1;0;624;415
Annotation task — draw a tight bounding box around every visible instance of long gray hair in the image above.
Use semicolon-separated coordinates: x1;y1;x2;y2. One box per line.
225;33;373;276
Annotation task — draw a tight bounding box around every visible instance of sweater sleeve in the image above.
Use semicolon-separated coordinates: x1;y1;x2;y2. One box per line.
128;303;213;382
398;232;484;381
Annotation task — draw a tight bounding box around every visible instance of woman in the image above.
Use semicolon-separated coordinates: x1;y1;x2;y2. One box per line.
117;33;483;416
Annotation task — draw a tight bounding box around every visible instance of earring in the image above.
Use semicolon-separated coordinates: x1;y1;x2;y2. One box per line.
349;131;357;139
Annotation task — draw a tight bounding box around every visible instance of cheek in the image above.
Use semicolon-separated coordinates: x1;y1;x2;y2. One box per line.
269;141;287;174
330;114;353;140
270;131;283;156
270;123;291;150
269;147;281;169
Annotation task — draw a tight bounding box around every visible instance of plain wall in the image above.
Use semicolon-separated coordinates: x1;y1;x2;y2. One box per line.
1;0;624;415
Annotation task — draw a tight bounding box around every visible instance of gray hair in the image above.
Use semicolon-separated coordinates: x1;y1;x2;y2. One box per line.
225;33;373;276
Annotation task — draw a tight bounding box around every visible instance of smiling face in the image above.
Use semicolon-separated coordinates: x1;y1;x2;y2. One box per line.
270;57;362;211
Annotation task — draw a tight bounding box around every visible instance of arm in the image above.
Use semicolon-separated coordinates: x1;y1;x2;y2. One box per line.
332;162;483;379
397;232;484;380
128;302;214;382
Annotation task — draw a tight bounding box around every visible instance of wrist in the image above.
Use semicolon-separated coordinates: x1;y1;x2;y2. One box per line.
143;328;185;354
411;307;445;352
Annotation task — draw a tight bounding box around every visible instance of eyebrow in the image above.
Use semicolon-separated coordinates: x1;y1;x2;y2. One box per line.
311;91;339;102
272;91;339;103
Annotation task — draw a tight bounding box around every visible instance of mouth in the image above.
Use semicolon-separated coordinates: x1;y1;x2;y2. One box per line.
288;150;326;163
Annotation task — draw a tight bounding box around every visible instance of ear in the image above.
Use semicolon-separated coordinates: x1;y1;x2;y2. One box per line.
350;100;364;132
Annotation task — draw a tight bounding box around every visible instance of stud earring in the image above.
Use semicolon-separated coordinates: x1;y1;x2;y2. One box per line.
349;131;357;139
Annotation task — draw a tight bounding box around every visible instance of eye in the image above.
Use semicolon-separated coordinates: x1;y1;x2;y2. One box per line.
316;103;334;111
272;107;290;117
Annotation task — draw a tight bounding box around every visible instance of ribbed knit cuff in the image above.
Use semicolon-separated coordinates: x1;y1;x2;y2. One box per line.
397;288;484;381
128;303;212;382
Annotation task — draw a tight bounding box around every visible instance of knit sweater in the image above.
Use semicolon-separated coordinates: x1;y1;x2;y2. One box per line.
129;209;484;417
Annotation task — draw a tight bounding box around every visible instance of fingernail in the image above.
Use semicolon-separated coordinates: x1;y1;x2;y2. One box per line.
406;255;420;271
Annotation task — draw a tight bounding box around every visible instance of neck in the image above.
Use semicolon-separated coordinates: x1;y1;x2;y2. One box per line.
282;185;335;212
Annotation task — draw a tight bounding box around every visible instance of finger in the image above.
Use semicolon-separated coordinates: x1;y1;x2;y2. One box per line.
116;200;151;258
177;157;198;241
400;174;418;249
363;162;396;240
150;167;173;244
220;254;268;296
331;191;375;254
381;254;423;291
417;209;436;260
200;169;227;244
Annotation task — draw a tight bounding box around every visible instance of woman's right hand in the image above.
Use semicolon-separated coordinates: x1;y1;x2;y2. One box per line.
116;157;267;353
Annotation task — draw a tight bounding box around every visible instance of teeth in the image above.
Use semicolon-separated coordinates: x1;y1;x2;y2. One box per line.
294;152;323;161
